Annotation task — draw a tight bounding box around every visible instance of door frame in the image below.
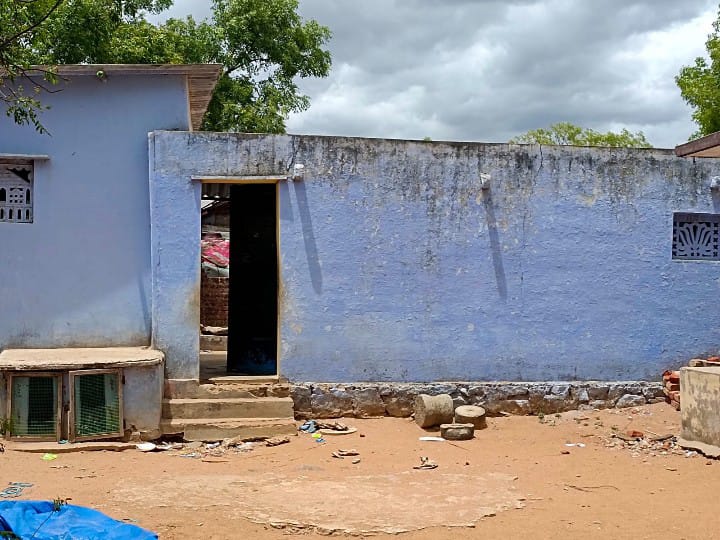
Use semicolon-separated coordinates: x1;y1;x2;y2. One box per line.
196;175;284;377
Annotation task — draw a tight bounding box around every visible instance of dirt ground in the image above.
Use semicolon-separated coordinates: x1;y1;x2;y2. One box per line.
2;403;720;539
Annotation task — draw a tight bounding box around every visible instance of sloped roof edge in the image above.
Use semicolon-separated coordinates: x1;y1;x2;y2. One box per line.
675;131;720;158
26;64;222;131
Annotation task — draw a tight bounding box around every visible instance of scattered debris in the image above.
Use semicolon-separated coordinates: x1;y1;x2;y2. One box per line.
648;434;674;442
301;421;358;436
564;443;586;448
299;420;318;433
413;457;438;470
677;437;720;459
316;421;350;431
42;453;58;461
265;436;290;447
331;449;359;459
0;482;33;499
136;443;156;452
564;484;619;493
612;433;639;442
626;430;644;439
201;325;228;336
688;356;720;368
604;432;694;458
440;423;474;441
222;435;257;448
320;427;357;436
419;436;445;442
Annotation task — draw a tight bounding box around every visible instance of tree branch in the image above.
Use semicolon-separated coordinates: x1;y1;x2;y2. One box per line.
0;0;65;51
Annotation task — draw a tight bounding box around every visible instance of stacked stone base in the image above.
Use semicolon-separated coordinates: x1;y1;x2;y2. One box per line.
290;381;665;419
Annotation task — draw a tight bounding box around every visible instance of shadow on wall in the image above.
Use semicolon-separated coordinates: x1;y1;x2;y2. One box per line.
482;193;507;301
712;190;720;213
293;181;323;294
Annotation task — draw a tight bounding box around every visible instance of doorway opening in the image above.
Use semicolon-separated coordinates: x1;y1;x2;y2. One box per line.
199;182;278;380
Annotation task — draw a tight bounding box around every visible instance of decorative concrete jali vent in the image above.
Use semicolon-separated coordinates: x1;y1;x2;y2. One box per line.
0;161;33;223
672;212;720;261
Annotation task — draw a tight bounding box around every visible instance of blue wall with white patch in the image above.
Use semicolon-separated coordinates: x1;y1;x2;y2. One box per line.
0;74;190;350
150;132;720;382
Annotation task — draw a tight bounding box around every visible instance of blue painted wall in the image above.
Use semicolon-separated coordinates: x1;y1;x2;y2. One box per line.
151;133;720;382
0;75;190;350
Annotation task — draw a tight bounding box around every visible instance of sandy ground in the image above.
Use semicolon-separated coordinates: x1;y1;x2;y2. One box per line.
2;403;720;539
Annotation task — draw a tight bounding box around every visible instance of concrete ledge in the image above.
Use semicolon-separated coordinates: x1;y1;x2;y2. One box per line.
8;441;136;453
0;347;164;371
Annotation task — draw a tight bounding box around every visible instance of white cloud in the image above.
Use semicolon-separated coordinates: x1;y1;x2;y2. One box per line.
152;0;719;148
287;0;719;148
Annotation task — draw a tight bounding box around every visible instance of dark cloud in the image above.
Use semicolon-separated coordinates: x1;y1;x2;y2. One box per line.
157;0;718;147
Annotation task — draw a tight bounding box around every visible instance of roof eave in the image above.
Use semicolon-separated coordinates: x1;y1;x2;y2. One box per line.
21;64;222;131
675;131;720;158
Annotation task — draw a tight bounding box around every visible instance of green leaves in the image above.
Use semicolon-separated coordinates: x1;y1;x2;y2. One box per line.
1;0;64;133
676;9;720;139
205;0;331;132
509;122;652;148
2;0;332;134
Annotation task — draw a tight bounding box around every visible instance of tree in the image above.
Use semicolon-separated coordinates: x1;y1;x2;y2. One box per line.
676;7;720;139
19;0;332;133
509;122;652;148
0;0;65;133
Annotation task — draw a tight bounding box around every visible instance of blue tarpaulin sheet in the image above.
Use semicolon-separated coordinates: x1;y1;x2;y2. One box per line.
0;500;157;539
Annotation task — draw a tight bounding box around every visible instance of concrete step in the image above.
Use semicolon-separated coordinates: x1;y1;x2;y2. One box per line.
165;379;290;399
162;396;294;420
160;417;297;442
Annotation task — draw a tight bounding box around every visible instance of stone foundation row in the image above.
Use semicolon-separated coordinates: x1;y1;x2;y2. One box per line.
289;381;665;419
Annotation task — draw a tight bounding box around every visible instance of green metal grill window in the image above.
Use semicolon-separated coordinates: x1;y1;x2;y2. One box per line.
10;376;58;438
73;372;121;438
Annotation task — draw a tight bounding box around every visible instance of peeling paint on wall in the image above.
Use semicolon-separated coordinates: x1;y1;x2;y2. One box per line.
150;132;720;383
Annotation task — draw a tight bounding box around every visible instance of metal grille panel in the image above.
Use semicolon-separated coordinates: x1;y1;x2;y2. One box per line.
672;212;720;261
10;376;58;438
0;162;33;223
73;372;121;438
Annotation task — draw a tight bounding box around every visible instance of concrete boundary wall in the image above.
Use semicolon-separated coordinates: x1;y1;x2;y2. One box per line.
150;131;720;383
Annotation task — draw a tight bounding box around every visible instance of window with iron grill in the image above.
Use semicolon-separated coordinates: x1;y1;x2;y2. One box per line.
70;370;123;441
672;212;720;261
0;161;33;223
9;374;60;440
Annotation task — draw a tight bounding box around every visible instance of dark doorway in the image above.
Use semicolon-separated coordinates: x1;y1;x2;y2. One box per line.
227;184;278;375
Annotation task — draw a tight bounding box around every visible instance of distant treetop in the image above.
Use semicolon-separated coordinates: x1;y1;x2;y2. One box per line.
509;122;652;148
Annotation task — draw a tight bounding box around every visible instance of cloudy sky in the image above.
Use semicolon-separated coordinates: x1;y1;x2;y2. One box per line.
160;0;718;148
